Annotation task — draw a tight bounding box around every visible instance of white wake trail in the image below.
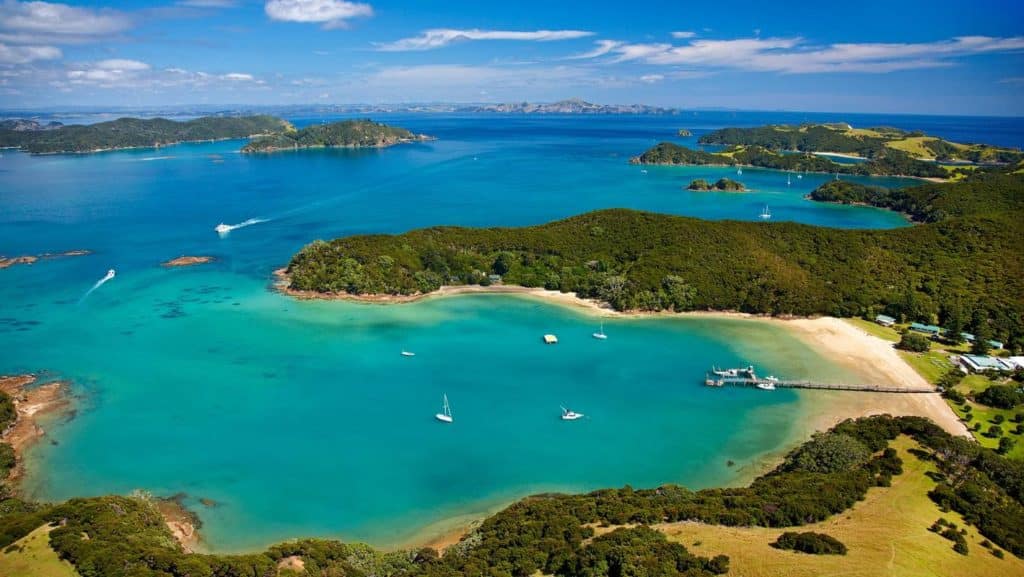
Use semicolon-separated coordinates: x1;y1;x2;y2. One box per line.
79;269;116;303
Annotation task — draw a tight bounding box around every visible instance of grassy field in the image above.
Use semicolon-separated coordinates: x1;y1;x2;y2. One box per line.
944;374;1024;459
656;437;1023;577
898;349;955;384
884;136;940;159
0;525;80;577
844;318;900;342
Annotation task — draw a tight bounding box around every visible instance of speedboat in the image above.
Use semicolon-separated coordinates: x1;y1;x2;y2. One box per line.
215;223;232;234
711;366;738;377
401;351;415;357
561;406;584;420
757;376;779;391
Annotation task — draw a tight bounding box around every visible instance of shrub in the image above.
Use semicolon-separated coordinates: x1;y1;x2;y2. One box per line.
771;532;847;555
897;332;931;352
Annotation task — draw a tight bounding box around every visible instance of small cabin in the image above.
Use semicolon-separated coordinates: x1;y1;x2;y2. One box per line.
874;314;896;327
543;334;558;345
909;322;941;337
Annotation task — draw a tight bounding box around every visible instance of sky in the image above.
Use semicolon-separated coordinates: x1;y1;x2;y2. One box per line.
0;0;1022;115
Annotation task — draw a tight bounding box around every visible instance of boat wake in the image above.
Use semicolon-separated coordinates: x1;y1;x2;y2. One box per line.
215;218;269;237
79;269;116;303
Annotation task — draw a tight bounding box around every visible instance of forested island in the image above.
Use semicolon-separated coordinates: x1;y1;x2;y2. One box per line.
284;169;1023;345
698;123;1024;164
0;115;290;154
687;178;746;191
241;119;432;152
632;141;950;178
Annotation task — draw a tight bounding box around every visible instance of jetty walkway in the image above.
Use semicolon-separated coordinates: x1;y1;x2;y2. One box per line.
704;376;935;394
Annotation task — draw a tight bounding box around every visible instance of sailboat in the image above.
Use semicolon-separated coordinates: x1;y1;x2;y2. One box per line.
759;205;772;220
435;394;453;423
787;173;792;186
561;406;584;420
592;322;608;340
737;167;743;175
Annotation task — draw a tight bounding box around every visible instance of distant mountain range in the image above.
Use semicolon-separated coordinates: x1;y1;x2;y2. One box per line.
0;119;64;131
455;98;679;115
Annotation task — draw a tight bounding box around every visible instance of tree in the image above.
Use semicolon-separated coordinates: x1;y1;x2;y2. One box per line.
785;433;871;474
897;332;931;353
987;425;1004;438
943;300;966;345
998;436;1016;455
492;252;514;276
972;316;993;355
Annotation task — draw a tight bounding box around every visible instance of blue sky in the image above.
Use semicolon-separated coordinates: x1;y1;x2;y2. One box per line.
0;0;1022;114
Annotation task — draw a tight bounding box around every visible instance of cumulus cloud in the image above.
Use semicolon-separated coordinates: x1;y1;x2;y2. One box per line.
62;59;262;90
0;0;132;45
264;0;372;29
0;42;60;64
375;28;594;51
579;34;1024;74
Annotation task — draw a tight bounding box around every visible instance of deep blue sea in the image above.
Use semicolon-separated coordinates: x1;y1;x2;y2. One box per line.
1;111;1020;551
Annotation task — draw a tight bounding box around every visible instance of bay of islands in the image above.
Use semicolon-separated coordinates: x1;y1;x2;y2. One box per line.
0;110;1022;577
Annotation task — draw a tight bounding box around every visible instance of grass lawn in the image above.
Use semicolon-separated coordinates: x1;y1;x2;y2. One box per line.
655;437;1023;577
898;349;954;384
844;318;900;342
0;525;80;577
945;375;1024;460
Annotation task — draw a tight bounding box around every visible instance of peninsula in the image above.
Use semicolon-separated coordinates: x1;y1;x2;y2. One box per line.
699;123;1024;164
0;115;290;154
632;140;951;178
240;119;431;153
282;170;1023;344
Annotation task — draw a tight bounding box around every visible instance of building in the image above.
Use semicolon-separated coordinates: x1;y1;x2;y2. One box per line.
1006;357;1024;371
988;340;1004;350
959;354;1014;373
874;314;896;327
909;322;941;337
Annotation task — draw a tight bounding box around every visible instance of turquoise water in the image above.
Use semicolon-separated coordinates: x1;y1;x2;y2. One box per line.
0;114;943;551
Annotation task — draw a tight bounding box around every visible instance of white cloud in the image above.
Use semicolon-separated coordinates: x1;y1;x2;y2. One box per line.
580;35;1024;74
0;1;132;45
999;76;1024;85
375;28;594;52
62;60;263;90
566;40;623;60
0;42;60;64
93;58;150;71
222;72;254;81
639;74;664;83
671;31;696;39
264;0;372;29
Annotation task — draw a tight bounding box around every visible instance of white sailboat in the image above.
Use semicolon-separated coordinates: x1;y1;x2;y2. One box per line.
592;322;608;340
737;167;743;175
561;406;584;420
435;394;453;423
787;173;792;186
759;205;772;220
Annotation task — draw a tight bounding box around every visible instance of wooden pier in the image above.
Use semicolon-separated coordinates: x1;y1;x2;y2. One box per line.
704;376;935;394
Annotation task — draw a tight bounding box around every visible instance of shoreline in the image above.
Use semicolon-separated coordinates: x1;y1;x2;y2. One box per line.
0;375;72;485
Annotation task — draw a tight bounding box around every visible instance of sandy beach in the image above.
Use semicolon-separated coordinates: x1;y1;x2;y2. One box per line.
0;375;71;484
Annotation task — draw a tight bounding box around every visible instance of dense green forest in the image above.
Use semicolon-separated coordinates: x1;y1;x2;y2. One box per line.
0;115;290;154
697;124;1024;164
686;178;746;191
241;119;429;152
2;415;1021;575
633;141;948;177
285;171;1024;347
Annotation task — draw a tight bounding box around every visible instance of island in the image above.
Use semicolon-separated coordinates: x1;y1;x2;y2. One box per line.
280;169;1022;346
677;128;692;137
698;123;1024;164
686;177;746;191
0;249;92;270
161;256;214;268
240;119;432;153
0;115;290;154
